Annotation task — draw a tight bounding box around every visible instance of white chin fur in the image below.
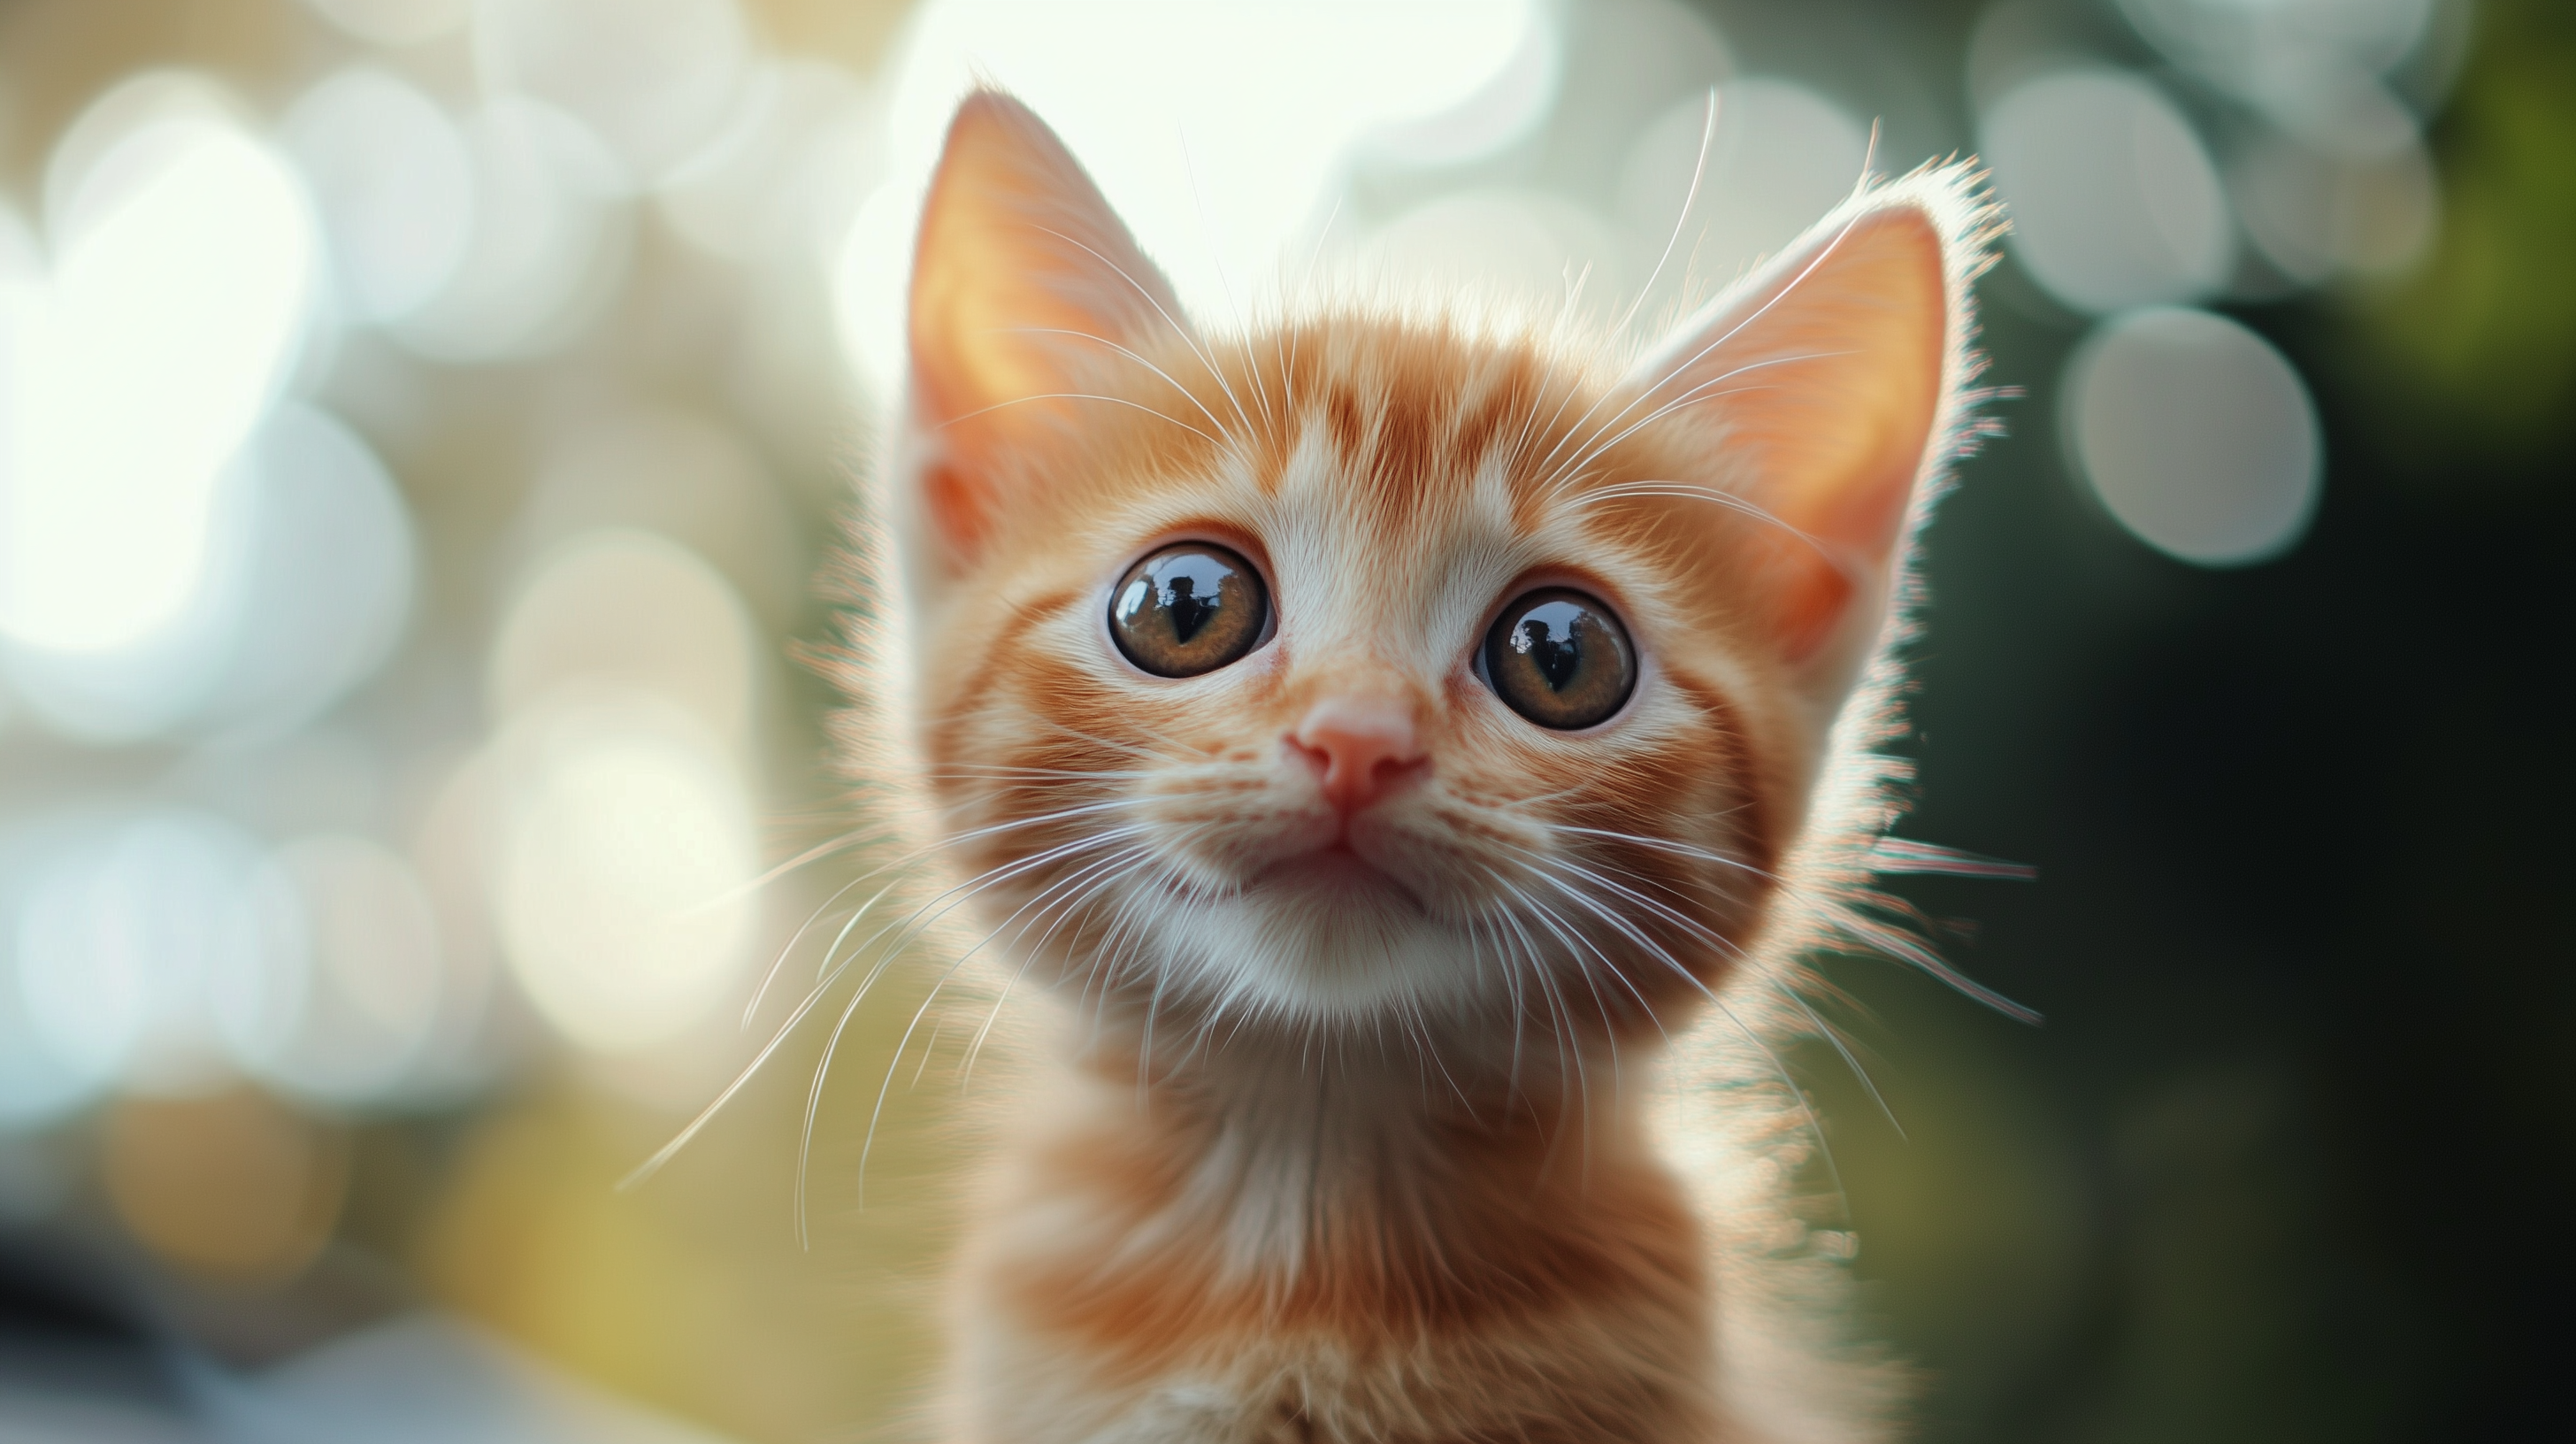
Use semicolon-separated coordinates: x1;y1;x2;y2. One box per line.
1140;881;1499;1026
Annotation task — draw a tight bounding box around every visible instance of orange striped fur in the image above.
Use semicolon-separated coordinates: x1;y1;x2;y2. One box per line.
853;91;1999;1444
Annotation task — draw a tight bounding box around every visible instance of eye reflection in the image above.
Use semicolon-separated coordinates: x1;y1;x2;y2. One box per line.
1484;588;1635;729
1109;542;1268;677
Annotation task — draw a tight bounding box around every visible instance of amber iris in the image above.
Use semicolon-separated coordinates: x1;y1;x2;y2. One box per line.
1483;588;1636;729
1109;542;1269;677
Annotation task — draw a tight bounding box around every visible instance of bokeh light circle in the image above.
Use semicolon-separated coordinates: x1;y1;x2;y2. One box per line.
489;527;758;745
2;403;415;744
1359;9;1560;168
473;0;754;188
1981;68;2233;313
2113;0;2436;105
656;58;875;263
36;72;246;239
1;111;319;655
13;812;300;1104
2231;131;2438;284
2;825;126;1126
103;1088;347;1282
219;834;444;1107
392;98;631;362
1362;189;1627;315
197;404;418;739
2063;306;2322;567
493;699;758;1055
283;67;477;323
837;0;1549;390
1618;79;1868;294
302;0;474;47
512;411;803;622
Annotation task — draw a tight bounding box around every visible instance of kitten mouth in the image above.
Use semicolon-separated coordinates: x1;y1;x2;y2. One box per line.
1253;842;1422;910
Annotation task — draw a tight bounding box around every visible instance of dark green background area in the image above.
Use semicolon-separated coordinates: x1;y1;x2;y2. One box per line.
1689;2;2572;1439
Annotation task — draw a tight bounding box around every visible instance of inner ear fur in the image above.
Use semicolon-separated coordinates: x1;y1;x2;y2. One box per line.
908;89;1188;565
1621;172;1986;703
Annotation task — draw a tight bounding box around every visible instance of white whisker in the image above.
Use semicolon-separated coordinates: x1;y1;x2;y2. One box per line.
989;326;1239;442
1613;88;1718;344
1029;223;1257;444
935;390;1223;448
801;826;1155;1239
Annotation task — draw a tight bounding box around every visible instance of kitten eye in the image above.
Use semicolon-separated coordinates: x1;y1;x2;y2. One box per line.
1482;588;1637;730
1109;542;1269;678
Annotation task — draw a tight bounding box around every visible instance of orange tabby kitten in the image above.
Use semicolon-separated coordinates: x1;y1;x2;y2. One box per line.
861;90;1997;1444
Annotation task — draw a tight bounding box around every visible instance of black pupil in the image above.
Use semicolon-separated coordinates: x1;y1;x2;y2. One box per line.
1164;572;1210;642
1514;602;1591;691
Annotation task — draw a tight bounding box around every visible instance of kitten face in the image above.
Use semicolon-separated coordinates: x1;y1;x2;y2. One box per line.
911;327;1788;1047
893;94;1968;1067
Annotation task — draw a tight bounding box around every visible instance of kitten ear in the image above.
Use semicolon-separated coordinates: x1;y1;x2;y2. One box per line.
907;89;1188;565
1624;177;1980;705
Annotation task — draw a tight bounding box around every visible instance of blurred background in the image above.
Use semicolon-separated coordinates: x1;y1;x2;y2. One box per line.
0;0;2564;1440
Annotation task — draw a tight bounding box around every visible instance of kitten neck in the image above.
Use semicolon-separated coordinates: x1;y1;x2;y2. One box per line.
1071;1004;1651;1157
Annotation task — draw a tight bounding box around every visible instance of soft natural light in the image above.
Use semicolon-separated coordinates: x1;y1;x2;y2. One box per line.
494;702;758;1055
193;403;418;738
1616;79;1868;297
15;814;291;1103
1981;68;2232;313
488;527;759;745
391;97;628;361
283;66;476;323
834;0;1550;388
219;834;445;1105
475;0;753;188
301;0;472;47
2064;305;2323;566
0;115;318;654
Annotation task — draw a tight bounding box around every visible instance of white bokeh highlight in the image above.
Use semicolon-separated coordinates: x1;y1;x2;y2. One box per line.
303;0;474;47
0;111;318;654
1362;188;1629;313
393;99;631;362
196;404;418;738
2;403;414;744
835;0;1549;390
484;531;763;1056
474;0;754;188
2064;306;2322;567
1619;80;1869;300
13;814;299;1103
487;528;759;746
283;67;477;323
657;58;878;264
1982;68;2233;313
493;700;758;1056
2113;0;2436;109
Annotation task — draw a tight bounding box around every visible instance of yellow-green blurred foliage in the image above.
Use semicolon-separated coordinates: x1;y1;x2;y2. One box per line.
2360;0;2576;463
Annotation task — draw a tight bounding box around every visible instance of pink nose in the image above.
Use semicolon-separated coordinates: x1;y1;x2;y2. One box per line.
1290;695;1426;813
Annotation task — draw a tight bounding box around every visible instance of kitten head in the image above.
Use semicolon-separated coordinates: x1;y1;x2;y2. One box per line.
880;92;1986;1070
